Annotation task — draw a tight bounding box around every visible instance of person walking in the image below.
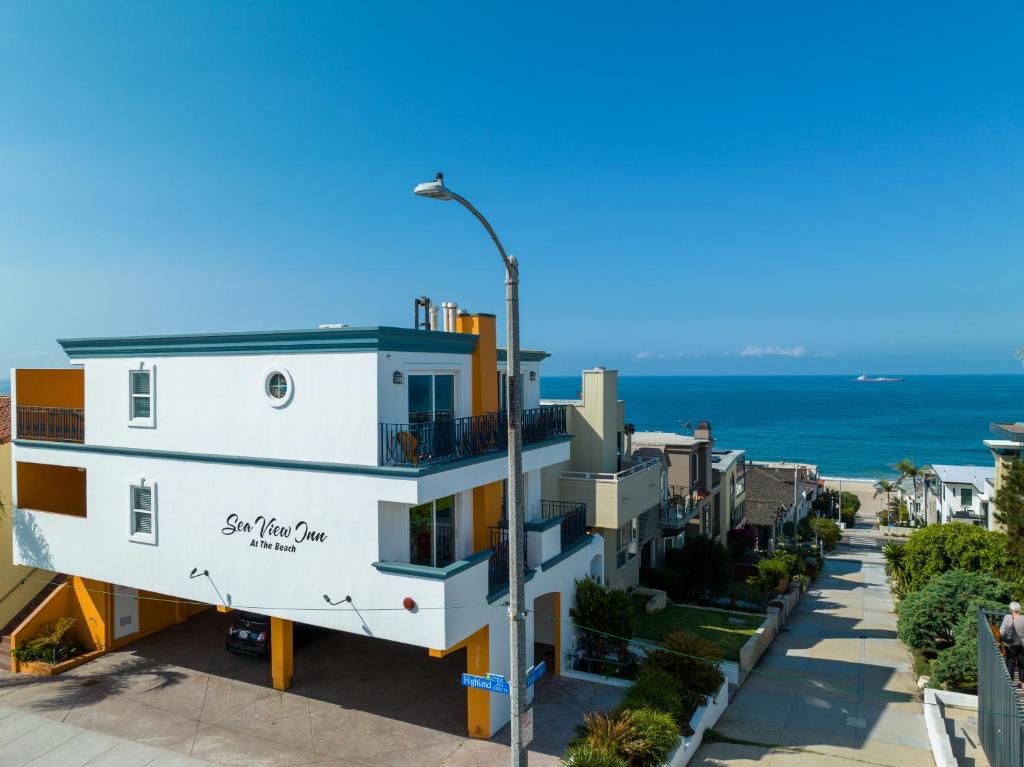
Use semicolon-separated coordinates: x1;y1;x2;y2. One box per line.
1000;601;1024;687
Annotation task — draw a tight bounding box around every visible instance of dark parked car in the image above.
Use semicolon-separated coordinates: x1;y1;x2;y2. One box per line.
225;612;270;657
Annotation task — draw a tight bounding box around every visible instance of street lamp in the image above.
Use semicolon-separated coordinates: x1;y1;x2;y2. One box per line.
414;172;528;766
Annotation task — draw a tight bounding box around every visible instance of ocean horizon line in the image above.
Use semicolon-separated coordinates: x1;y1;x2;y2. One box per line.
544;372;1023;378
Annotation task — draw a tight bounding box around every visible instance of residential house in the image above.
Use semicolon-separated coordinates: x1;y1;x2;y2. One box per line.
742;463;820;550
0;394;58;653
711;448;746;539
985;422;1024;532
9;309;603;738
540;368;661;590
926;464;995;527
632;424;716;546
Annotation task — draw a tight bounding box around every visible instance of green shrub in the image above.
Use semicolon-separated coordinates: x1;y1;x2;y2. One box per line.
840;507;857;528
643;630;724;706
620;666;686;732
571;577;637;655
621;708;679;766
898;524;1012;594
931;597;1007;691
896;570;1012;653
882;542;911;598
898;503;910;525
663;535;731;600
747;552;798;597
569;707;678;767
561;743;629;767
809;517;841;551
10;617;79;664
841;491;861;512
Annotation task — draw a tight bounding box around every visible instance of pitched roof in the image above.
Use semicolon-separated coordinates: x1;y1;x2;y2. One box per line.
745;499;787;526
0;395;10;444
745;465;798;505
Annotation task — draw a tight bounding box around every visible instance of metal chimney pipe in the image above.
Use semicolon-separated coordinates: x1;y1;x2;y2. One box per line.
429;305;439;331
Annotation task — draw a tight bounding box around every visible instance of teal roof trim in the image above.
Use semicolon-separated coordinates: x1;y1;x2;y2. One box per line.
372;549;493;580
497;348;550;363
12;434;572;479
58;326;478;359
524;516;562;533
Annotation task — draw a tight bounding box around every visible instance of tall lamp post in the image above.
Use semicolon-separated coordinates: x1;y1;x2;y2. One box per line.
414;172;528;766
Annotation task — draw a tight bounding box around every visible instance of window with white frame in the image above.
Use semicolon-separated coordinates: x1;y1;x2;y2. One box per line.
130;482;156;543
129;366;155;427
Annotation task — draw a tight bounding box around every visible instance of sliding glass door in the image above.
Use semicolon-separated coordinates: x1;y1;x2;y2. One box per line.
409;373;456;458
409;496;456;568
408;374;455;423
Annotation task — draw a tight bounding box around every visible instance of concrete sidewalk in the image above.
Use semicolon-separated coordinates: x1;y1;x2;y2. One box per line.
0;705;216;766
693;526;933;766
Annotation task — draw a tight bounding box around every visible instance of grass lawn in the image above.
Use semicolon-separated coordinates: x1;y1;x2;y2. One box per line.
633;601;763;662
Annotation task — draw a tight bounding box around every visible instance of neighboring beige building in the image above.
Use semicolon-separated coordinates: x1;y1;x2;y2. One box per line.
984;422;1024;531
0;395;58;641
712;448;747;539
633;425;717;543
541;368;661;589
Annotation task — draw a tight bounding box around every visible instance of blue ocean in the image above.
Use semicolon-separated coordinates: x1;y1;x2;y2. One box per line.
541;375;1024;480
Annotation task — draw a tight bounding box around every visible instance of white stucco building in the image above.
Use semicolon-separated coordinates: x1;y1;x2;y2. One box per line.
9;314;602;738
926;464;996;528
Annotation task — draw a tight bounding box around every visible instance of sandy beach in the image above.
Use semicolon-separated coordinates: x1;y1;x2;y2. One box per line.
823;477;881;518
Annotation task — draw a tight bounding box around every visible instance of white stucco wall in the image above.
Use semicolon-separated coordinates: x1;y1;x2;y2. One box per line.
77;350;474;467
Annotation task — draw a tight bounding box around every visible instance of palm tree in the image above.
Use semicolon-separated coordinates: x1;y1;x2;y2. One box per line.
874;479;894;512
893;459;924;523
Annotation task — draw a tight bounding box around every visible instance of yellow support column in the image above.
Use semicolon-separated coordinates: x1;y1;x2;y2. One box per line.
430;625;490;738
270;617;293;691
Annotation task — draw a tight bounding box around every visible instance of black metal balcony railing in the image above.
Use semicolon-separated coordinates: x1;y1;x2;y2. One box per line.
16;407;84;444
978;611;1024;767
541;500;588;550
659;487;698;529
380;405;567;467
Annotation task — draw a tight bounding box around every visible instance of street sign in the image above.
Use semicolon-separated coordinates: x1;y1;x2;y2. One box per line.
461;661;546;695
521;706;534;746
461;673;510;694
526;661;546;687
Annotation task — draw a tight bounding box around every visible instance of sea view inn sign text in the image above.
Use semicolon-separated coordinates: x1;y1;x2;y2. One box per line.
221;513;328;554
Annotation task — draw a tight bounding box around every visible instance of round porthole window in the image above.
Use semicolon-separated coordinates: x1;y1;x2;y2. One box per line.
264;368;294;408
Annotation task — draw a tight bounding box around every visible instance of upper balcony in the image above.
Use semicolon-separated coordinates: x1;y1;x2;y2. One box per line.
379;406;567;468
558;457;662;529
657;484;701;531
13;369;85;444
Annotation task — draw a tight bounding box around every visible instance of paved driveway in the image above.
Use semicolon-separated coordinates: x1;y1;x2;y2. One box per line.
693;519;933;766
0;610;622;766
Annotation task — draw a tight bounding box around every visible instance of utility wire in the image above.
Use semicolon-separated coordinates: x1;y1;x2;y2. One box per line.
4;572;1022;719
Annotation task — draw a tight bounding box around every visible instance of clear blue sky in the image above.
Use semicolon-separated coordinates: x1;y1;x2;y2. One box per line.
2;2;1022;376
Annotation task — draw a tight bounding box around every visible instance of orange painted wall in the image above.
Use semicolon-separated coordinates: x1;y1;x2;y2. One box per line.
456;313;505;553
16;462;87;517
10;577;212;673
15;369;84;409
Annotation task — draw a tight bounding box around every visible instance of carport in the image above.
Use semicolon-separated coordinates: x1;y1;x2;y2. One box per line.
0;608;623;765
